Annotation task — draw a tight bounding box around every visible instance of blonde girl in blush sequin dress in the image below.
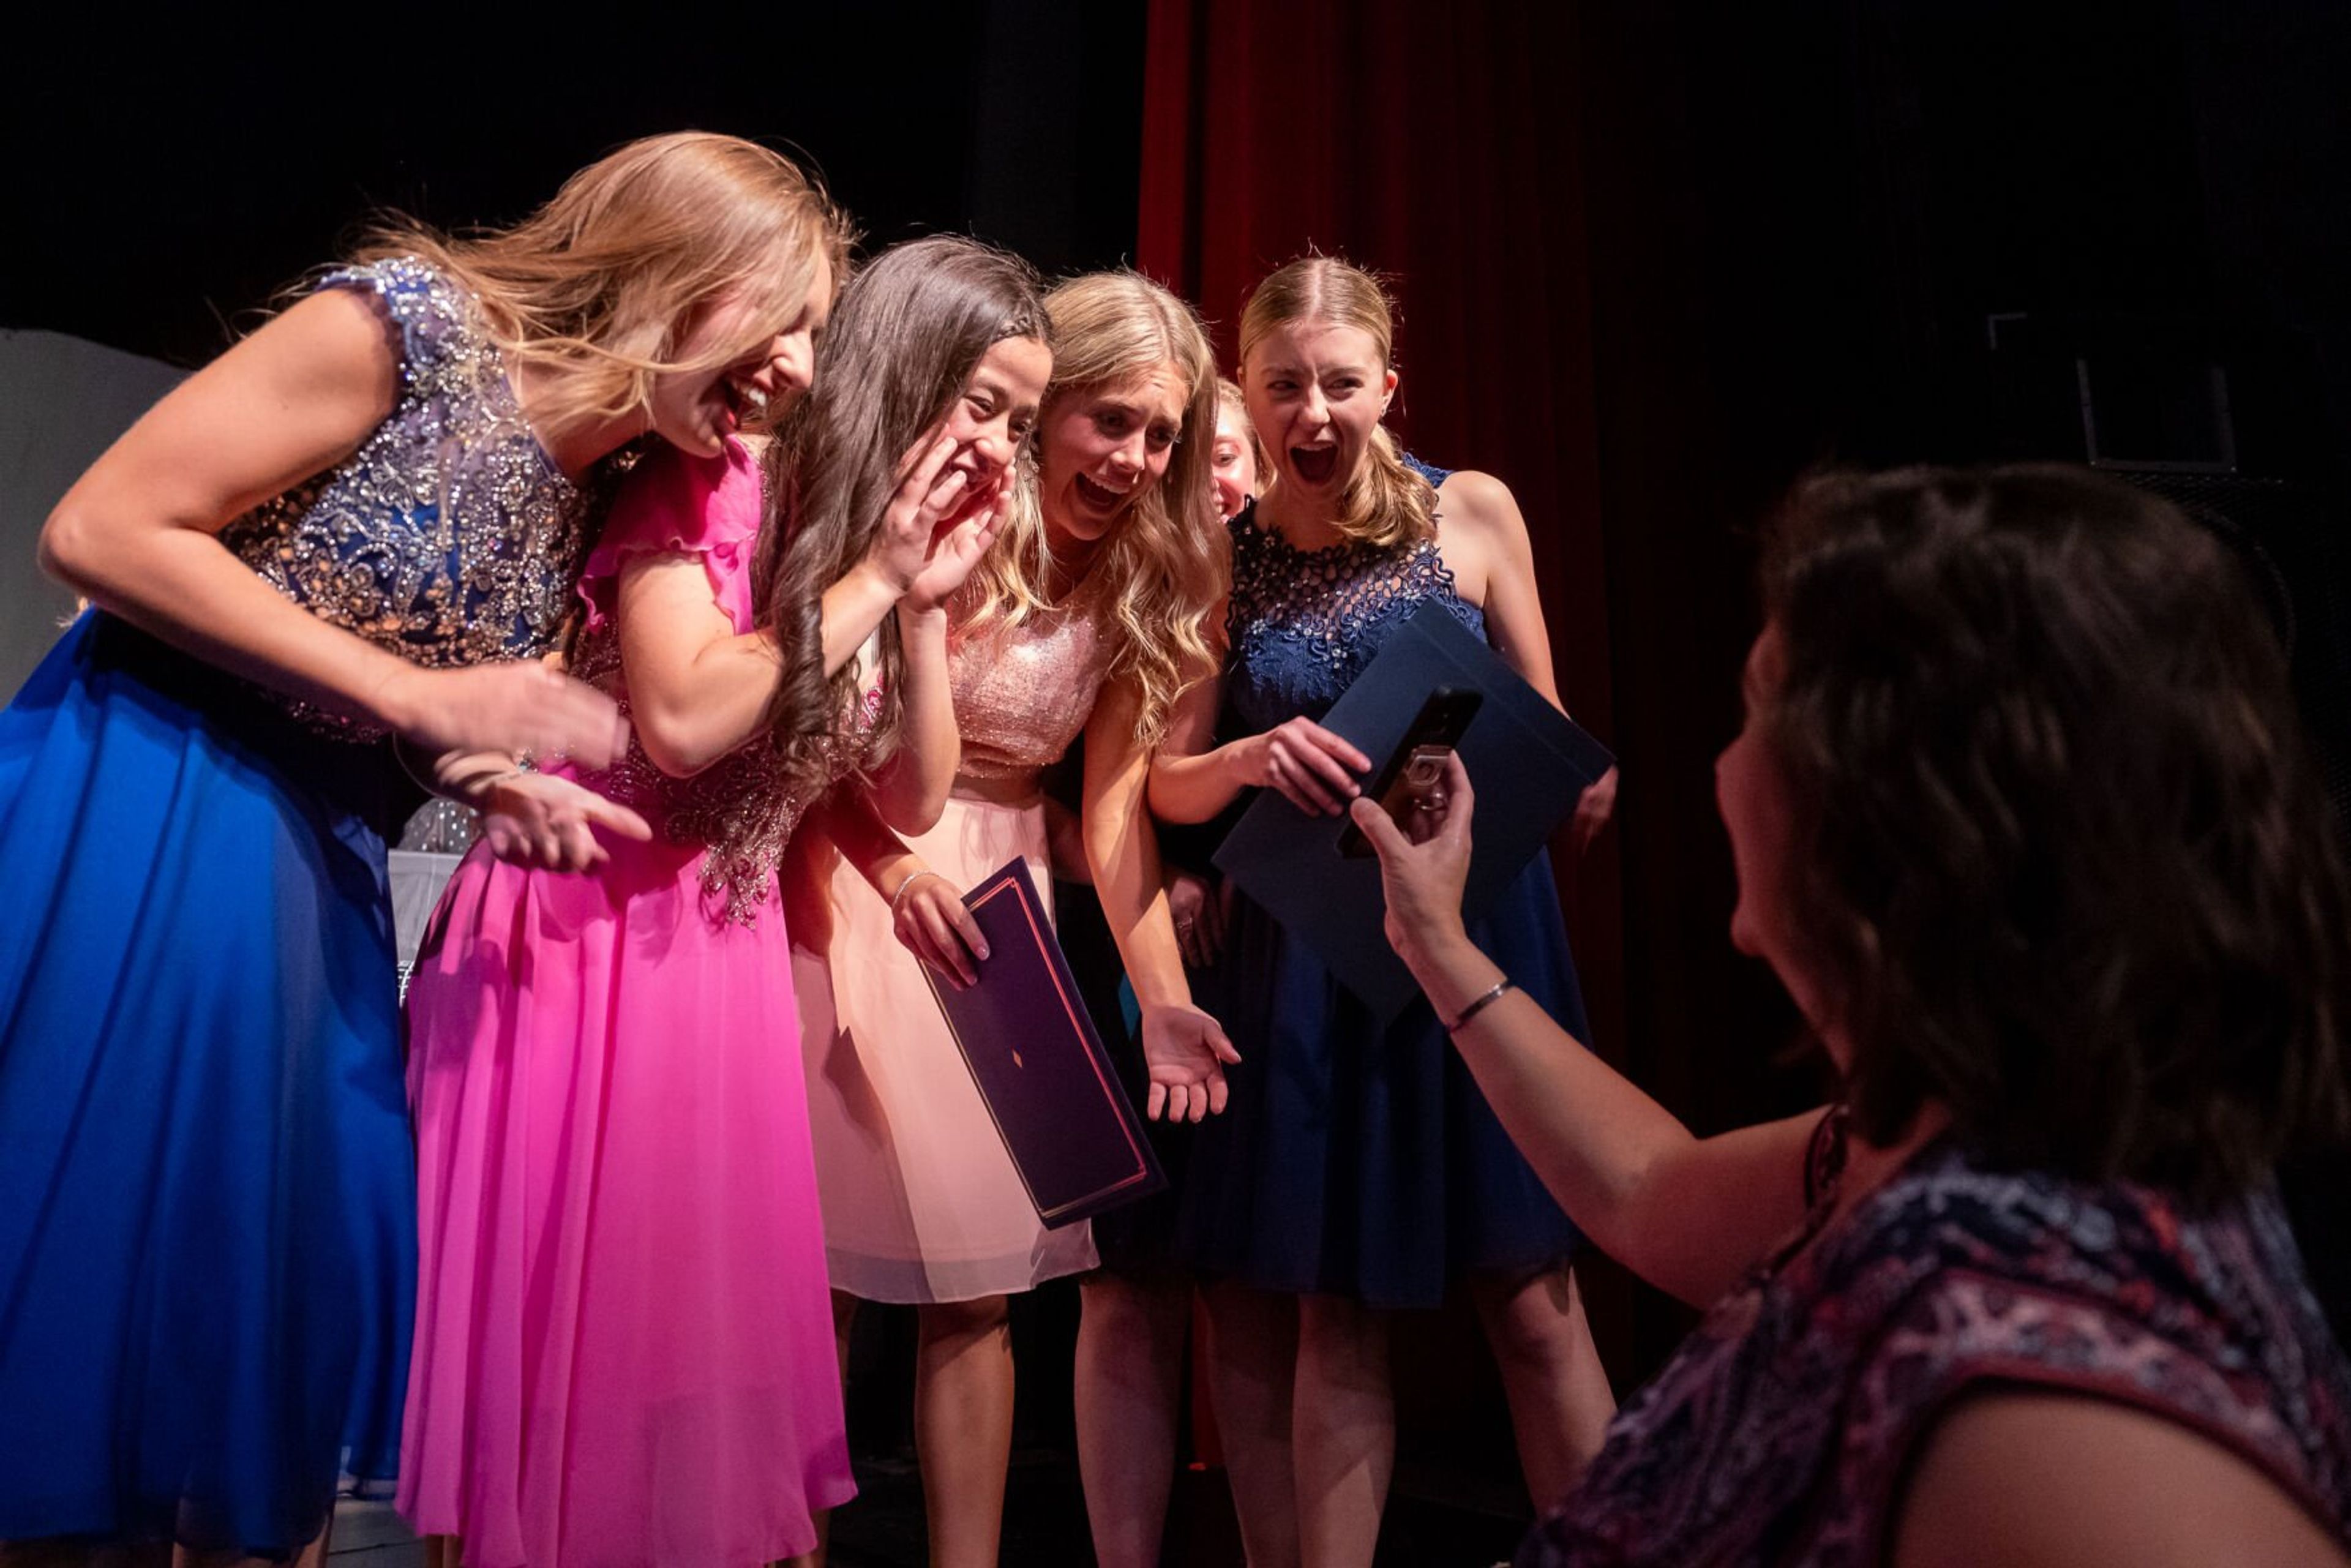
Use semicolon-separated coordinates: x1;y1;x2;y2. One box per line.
399;236;1052;1568
793;271;1237;1568
0;135;836;1566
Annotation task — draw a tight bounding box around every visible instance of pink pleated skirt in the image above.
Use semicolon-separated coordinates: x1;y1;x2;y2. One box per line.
797;794;1098;1304
400;824;853;1567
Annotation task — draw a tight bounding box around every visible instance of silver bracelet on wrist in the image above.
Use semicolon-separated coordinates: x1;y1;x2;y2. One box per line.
890;869;942;919
1444;978;1515;1033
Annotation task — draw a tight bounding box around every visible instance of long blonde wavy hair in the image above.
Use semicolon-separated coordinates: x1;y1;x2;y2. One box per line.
958;271;1226;745
1239;255;1437;550
356;131;851;448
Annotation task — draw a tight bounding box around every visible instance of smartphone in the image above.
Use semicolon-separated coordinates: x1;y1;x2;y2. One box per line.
1335;687;1484;857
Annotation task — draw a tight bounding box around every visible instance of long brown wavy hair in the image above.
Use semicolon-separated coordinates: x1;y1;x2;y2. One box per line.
1237;255;1436;552
1761;463;2351;1198
754;235;1049;797
357;131;852;447
959;271;1225;743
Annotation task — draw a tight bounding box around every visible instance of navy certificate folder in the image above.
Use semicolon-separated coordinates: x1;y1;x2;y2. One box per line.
920;857;1167;1228
1213;601;1616;1019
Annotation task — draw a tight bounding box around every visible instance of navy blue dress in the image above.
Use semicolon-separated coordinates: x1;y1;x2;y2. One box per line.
1172;475;1586;1309
0;260;603;1554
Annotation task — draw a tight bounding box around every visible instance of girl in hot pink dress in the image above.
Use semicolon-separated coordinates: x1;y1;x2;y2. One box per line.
399;236;1054;1568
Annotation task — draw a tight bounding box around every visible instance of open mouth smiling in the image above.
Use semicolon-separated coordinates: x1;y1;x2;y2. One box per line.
1074;471;1131;512
721;377;770;427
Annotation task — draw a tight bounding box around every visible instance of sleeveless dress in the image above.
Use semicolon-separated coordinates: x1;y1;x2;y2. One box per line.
1523;1114;2351;1564
798;569;1122;1303
0;258;601;1554
1171;489;1586;1308
400;441;862;1567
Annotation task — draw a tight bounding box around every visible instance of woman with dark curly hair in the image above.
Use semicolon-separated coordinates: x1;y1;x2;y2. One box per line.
1354;463;2351;1565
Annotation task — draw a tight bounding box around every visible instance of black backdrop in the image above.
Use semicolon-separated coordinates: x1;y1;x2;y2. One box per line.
1;2;1147;369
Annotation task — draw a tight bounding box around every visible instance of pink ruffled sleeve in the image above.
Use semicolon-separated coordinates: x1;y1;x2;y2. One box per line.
577;438;765;636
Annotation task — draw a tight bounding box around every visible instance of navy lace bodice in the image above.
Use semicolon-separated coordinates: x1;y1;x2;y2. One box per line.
1221;500;1482;732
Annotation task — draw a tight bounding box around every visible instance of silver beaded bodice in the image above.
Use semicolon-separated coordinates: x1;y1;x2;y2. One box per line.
219;257;606;738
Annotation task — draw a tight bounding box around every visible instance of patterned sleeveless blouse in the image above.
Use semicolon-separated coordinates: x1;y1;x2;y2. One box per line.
218;258;610;737
1522;1114;2351;1565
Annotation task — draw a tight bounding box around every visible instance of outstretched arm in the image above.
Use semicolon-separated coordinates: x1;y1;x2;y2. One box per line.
1084;678;1241;1121
40;288;623;765
1354;755;1813;1307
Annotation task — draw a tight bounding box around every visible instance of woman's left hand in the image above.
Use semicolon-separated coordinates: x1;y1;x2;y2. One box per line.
1136;1002;1243;1123
474;771;654;873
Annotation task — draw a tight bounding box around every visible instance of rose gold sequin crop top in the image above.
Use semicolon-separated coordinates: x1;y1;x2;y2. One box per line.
947;566;1120;801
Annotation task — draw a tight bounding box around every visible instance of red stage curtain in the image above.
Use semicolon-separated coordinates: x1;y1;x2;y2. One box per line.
1137;0;1624;1058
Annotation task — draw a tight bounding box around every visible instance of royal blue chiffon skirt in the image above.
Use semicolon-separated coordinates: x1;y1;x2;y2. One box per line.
1174;851;1587;1309
0;613;413;1555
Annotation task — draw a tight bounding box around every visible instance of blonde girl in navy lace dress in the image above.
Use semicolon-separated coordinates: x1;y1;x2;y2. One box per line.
1149;257;1618;1567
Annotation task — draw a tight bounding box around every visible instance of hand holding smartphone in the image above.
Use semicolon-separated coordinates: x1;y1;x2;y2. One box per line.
1335;687;1483;857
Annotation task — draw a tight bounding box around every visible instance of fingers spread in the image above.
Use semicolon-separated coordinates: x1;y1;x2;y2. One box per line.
899;430;958;493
